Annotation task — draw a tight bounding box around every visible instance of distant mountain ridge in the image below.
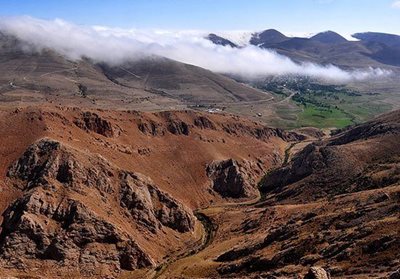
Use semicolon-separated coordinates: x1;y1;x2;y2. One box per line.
206;29;400;68
353;32;400;48
0;31;272;109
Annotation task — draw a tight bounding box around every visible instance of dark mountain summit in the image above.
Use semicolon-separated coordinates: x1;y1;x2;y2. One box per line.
310;31;348;44
250;29;289;47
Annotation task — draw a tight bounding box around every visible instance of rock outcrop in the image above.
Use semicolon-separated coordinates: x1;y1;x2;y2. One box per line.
137;118;190;136
74;111;115;137
206;159;264;198
134;110;304;145
7;138;115;194
120;171;194;233
1;138;195;275
137;120;166;136
193;116;216;130
304;267;331;279
167;120;190;136
0;191;154;273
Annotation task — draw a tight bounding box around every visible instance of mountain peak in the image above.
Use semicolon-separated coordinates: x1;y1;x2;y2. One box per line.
250;29;289;46
310;31;348;44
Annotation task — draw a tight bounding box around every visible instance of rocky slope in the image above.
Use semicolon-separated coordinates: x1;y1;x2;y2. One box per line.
0;105;297;278
1;138;195;276
260;110;400;202
153;110;400;279
0;108;399;279
209;110;400;278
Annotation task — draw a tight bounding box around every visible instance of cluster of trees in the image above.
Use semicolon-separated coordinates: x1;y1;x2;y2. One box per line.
258;77;361;98
292;93;332;109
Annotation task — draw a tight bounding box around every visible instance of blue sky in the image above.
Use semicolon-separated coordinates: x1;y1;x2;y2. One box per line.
1;0;400;35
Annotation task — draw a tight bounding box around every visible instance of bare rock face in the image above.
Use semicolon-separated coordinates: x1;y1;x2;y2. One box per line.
304;267;331;279
193;116;216;130
206;159;263;198
0;188;154;273
120;171;195;233
138;119;190;136
1;138;195;274
7;138;115;194
74;111;115;137
167;120;190;136
137;120;166;136
137;112;191;136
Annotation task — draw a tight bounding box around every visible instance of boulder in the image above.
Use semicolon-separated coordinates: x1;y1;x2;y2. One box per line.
304;267;331;279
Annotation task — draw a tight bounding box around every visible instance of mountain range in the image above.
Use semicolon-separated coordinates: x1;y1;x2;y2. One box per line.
0;31;272;111
207;29;400;68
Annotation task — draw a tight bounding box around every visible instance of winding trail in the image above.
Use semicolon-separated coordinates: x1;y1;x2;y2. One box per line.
277;91;296;105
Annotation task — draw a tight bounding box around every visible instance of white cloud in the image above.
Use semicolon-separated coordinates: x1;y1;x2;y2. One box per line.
393;1;400;8
0;16;391;82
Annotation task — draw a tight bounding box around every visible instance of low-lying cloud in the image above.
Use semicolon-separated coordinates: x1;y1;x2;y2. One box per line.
0;16;392;82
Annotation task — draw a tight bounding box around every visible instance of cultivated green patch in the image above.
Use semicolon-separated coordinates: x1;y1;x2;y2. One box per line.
256;77;391;129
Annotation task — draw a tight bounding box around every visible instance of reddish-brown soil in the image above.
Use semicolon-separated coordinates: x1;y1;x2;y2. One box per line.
0;105;298;278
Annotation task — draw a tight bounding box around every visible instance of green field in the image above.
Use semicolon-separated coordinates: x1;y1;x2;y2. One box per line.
297;104;354;128
259;79;391;129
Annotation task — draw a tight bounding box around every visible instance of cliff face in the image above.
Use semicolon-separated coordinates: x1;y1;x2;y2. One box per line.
206;159;266;199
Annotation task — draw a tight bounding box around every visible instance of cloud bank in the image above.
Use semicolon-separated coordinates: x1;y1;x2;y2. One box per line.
0;16;391;82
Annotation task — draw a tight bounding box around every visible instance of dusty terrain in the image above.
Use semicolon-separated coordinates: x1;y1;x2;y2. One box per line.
0;106;398;279
0;105;301;278
154;110;400;279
